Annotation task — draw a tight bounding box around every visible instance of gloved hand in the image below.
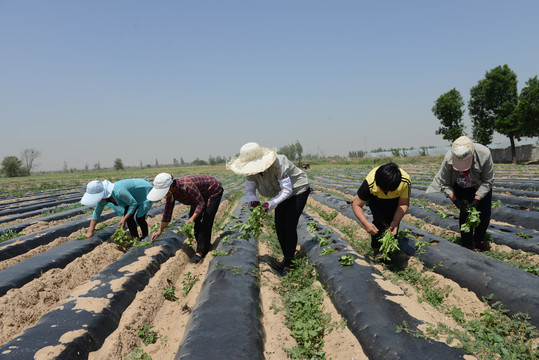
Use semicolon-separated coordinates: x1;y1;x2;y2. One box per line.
453;198;467;211
250;201;260;208
261;202;270;212
471;199;480;210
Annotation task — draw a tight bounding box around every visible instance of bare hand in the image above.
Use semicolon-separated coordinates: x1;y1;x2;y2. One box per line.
365;222;379;236
151;232;161;242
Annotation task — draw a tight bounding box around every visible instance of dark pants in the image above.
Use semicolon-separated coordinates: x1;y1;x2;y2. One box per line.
370;204;399;251
124;206;149;239
274;188;311;267
454;185;492;247
189;192;223;255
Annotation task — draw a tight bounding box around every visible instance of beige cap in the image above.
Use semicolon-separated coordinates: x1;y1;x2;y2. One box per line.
451;136;474;171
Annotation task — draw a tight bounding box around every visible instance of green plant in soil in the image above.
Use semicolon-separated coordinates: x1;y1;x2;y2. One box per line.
111;226;135;249
0;230;23;243
125;349;152;360
150;223;160;233
211;250;230;257
379;230;400;261
516;232;532;239
230;205;265;241
396;298;538;359
482;248;539;276
177;222;195;247
138;323;158;346
306;221;321;233
162;286;178;302
491;200;503;208
320;247;336;256
278;256;346;359
461;207;481;233
435;209;448;219
181;272;199;297
338;254;354;266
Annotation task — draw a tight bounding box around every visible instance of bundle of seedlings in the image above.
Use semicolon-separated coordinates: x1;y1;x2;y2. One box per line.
461;207;481;233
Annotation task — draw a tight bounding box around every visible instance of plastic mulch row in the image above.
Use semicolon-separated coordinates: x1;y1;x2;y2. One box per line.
0;205;164;295
297;214;467;360
309;191;539;329
0;217;188;359
175;200;264;360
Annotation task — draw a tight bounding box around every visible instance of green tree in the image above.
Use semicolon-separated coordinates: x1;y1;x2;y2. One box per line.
469;79;495;145
432;88;465;142
1;156;28;177
278;144;295;160
483;64;519;163
295;140;304;164
114;158;124;170
514;76;539;137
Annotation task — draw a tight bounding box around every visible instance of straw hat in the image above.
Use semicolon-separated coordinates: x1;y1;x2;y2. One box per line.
147;173;174;201
226;142;277;175
81;180;114;206
451;136;474;171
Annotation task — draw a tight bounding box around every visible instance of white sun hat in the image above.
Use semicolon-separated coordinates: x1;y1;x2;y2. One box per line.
81;180;114;206
147;173;174;201
226;142;277;175
451;136;475;171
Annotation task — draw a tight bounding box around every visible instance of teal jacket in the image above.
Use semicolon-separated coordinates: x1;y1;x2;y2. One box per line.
92;179;154;220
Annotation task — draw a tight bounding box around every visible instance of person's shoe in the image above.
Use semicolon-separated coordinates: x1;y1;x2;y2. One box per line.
475;241;488;252
281;266;291;277
374;251;385;261
189;254;202;264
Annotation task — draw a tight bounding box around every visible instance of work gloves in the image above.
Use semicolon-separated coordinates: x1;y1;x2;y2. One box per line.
471;199;480;210
250;200;269;212
453;199;468;211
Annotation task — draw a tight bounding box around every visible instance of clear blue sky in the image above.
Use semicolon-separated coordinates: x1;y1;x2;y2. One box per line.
1;1;538;171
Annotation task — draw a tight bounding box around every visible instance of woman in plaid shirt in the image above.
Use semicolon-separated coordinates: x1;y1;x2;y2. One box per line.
148;173;223;263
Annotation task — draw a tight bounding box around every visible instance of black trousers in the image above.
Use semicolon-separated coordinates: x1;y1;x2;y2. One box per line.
189;192;223;255
124;206;149;239
274;188;311;267
454;184;492;247
369;203;399;251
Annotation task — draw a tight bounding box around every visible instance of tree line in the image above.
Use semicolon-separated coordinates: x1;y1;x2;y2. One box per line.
433;64;538;163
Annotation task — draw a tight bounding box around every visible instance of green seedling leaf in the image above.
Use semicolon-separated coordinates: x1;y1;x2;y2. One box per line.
138;323;158;346
379;230;400;261
338;254;354;266
111;226;135;249
321;247;336;256
461;207;481;233
162;286;178;301
177;222;195;246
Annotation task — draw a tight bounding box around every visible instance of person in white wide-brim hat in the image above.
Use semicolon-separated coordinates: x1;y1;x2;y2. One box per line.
227;142;310;276
427;136;494;251
81;178;154;240
147;173;223;263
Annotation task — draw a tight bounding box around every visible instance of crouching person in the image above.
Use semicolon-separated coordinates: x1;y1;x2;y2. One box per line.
81;179;154;240
147;173;223;264
352;163;411;259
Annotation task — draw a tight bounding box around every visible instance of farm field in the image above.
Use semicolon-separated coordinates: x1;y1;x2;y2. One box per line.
0;158;538;360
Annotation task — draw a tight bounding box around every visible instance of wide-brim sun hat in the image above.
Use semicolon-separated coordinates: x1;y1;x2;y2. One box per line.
81;180;114;206
451;136;474;171
226;142;277;175
147;173;174;201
